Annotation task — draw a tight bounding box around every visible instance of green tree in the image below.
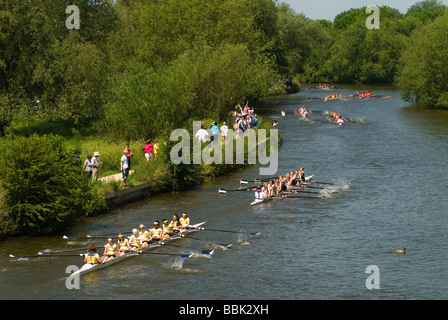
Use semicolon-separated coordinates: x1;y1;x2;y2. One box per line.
0;134;106;236
397;11;448;108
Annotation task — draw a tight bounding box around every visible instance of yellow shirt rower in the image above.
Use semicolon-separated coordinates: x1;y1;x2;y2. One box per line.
84;244;102;265
139;224;151;247
117;233;130;256
128;228;141;250
103;238;118;263
180;212;190;233
162;219;173;240
149;221;163;242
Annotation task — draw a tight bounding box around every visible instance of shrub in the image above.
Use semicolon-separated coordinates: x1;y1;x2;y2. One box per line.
0;134;106;237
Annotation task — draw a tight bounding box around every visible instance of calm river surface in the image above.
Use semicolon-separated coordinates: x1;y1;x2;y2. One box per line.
1;85;447;300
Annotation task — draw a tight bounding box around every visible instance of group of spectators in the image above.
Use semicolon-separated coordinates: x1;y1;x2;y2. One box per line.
79;140;160;187
195;122;229;144
194;102;261;144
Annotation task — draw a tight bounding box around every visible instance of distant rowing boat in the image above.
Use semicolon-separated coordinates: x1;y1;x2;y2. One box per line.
70;221;206;277
250;175;315;206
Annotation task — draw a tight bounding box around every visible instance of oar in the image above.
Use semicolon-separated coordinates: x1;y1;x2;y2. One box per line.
87;231;132;238
159;242;214;256
240;176;279;184
63;235;79;240
272;195;327;199
193;226;260;236
219;187;257;194
136;251;193;259
288;187;323;193
10;253;85;258
182;236;233;249
342;116;356;123
307;181;336;186
38;247;90;255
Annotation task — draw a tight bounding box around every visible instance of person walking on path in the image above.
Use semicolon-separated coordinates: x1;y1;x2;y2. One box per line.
220;122;228;142
121;150;129;186
144;139;153;161
83;154;93;179
91;152;101;181
123;144;134;170
210;122;219;144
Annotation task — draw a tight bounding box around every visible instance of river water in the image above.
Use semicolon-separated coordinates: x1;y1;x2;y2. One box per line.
1;85;447;300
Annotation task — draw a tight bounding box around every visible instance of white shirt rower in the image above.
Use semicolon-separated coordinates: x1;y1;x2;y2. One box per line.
254;186;267;200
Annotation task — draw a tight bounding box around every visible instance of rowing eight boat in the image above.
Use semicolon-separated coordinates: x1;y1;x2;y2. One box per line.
70;221;206;277
250;175;315;206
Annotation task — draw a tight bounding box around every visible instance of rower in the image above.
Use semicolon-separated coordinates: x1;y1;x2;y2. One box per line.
84;244;102;265
180;212;190;233
149;221;163;242
299;106;308;118
128;228;141;250
254;185;267;201
102;238;118;263
139;224;151;247
170;214;181;234
117;233;130;256
297;167;305;183
162;219;173;240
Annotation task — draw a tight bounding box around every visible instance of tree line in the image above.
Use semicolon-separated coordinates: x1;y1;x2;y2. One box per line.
1;0;447;140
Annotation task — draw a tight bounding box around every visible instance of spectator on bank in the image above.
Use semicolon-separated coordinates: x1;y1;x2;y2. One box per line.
121;150;129;186
123;144;134;169
71;150;80;159
210;122;219;144
84;154;93;179
144;139;153;161
153;141;159;159
91;152;101;181
251;114;259;129
220;122;228;142
195;125;209;143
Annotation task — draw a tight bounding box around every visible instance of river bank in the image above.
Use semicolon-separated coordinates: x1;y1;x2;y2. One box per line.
0;113;282;239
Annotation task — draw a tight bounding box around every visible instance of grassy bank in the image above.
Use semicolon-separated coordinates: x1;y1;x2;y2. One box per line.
0;115;280;239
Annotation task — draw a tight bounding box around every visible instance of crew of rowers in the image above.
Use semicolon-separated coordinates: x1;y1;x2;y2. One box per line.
254;168;307;201
298;106;312;118
83;212;191;265
356;91;373;99
324;93;342;101
330;111;344;125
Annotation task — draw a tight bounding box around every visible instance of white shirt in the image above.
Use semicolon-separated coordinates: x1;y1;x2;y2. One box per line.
220;125;228;137
195;129;209;143
255;190;267;200
121;155;129;169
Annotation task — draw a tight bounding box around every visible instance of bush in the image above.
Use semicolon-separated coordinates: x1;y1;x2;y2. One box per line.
0;134;106;237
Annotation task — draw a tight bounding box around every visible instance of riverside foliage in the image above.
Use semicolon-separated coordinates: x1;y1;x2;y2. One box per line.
0;0;447;237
